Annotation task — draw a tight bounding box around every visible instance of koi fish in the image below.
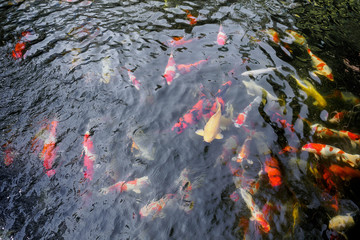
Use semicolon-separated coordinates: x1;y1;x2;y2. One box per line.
264;156;282;187
278;145;298;154
329;214;355;232
184;10;197;25
285;30;307;46
271;112;295;133
328;164;360;181
82;131;96;180
234;96;261;128
307;47;334;81
293;76;327;107
242;80;278;103
302;143;360;168
126;69;141;90
241;67;277;77
40;120;58;177
234;136;252;163
101;176;150;194
100;56;113;84
328;111;346;124
217;25;227;46
166;37;196;48
311;123;360;148
196;99;223;143
326;90;360;105
177;58;209;74
164;52;178;85
4;147;15;166
264;29;280;44
240;188;271;233
176;168;194;213
12;42;26;59
216;135;239;165
139;194;176;219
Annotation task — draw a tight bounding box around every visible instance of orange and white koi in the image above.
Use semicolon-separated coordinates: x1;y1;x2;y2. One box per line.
234;96;261;128
328;111;346;124
217;25;227;46
4;147;15;166
264;29;280;44
82;131;96;180
264;156;282;188
285;30;307;46
40;120;58;177
307;47;334;81
271;112;295;133
184;10;197;25
177;58;209;74
328;164;360;181
101;176;150;194
139;193;176;219
233;136;252;163
240;188;271;233
311;123;360;148
302;143;360;168
278;145;298;154
126;69;141;90
166;36;196;48
163;52;178;85
12;30;33;59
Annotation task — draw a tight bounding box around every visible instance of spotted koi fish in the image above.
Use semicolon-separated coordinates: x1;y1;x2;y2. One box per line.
264;156;282;188
328;111;346;124
139;193;176;219
265;29;280;44
177;58;209;74
164;52;178;85
126;69;141;90
240;188;271;233
302;143;360;168
217;25;227;46
166;37;196;48
101;176;150;194
311;123;360;148
184;10;197;25
271;112;295;133
234;96;261;128
40;120;58;177
307;47;334;81
82;131;96;180
12;30;32;59
278;145;298;155
285;30;307;46
234;136;252;163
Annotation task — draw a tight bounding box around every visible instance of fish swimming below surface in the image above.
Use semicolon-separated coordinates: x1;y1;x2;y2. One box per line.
293;76;327;108
40;120;58;177
307;47;334;81
82;131;96;181
101;176;150;194
241;67;277;77
196;99;223;143
329;214;355;232
176;58;209;74
164;52;179;85
139;194;177;219
217;24;227;46
100;56;113;84
234;96;261;128
126;68;141;90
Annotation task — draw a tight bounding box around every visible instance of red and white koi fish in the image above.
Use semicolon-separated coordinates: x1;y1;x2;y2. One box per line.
302;143;360;168
127;69;141;90
217;25;227;46
278;145;298;155
285;30;307;46
40;120;58;177
82;131;96;180
101;176;150;194
184;10;197;25
139;193;176;219
264;156;282;188
328;111;346;124
264;29;280;44
328;164;360;181
163;53;178;85
240;188;271;233
234;96;261;128
307;47;334;81
177;58;209;74
311;124;360;148
12;30;33;59
234;136;252;163
4;147;15;166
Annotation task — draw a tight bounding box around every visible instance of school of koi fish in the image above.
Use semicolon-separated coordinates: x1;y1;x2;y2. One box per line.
2;1;360;239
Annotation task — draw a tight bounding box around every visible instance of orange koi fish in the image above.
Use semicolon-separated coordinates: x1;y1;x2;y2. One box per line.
240;188;270;233
307;47;334;81
234;96;261;128
4;147;15;166
12;30;33;59
278;145;298;155
126;69;141;90
302;143;360;168
163;52;178;85
328;111;346;124
265;29;280;44
217;25;227;46
101;176;150;194
271;112;295;132
139;193;176;219
234;136;252;163
171;81;231;134
82;131;96;180
328;164;360;181
264;156;282;187
177;58;209;74
40;120;58;177
167;36;196;48
184;10;197;25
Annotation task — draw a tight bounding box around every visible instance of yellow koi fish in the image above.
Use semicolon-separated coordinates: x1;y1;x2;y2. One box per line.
293;76;327;108
196;99;223;143
329;214;355;232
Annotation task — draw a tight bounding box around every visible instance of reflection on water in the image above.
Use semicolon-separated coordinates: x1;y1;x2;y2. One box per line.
1;0;360;239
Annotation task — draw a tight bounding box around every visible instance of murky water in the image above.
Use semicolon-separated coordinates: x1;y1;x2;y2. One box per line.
1;0;360;239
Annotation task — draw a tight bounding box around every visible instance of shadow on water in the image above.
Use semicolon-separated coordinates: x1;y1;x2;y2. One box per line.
1;0;360;239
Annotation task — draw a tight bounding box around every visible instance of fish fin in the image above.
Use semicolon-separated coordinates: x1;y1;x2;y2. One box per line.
215;133;223;139
195;129;204;136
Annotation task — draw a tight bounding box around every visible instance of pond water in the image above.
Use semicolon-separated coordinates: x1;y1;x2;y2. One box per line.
1;0;360;239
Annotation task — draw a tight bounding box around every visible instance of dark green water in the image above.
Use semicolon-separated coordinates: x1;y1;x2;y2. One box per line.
1;0;360;239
